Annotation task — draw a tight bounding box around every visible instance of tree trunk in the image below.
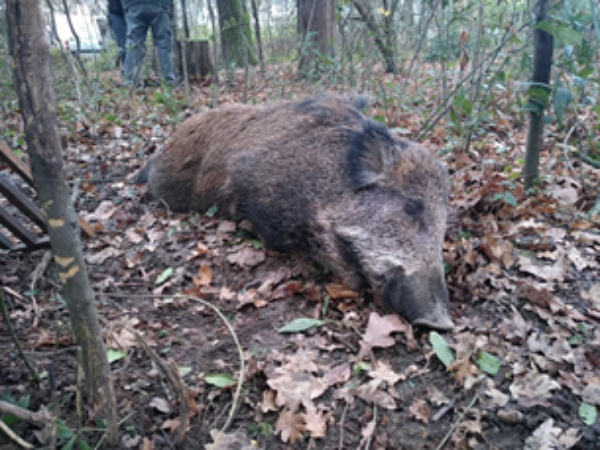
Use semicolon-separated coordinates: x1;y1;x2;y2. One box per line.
177;40;213;77
180;0;190;39
208;0;220;106
216;0;257;68
5;0;118;445
523;0;553;189
297;0;336;78
382;0;400;70
250;0;265;76
352;0;396;73
61;0;87;78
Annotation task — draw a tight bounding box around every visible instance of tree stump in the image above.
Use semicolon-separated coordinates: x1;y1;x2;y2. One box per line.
177;40;213;79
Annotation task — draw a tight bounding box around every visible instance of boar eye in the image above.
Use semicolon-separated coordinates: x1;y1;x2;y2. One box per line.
404;199;424;217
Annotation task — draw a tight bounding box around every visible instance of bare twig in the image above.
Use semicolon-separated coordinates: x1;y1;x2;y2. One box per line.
338;403;349;450
417;21;531;141
396;0;442;104
431;396;457;422
0;291;40;384
0;400;51;426
0;419;34;449
435;393;479;450
29;250;52;293
364;405;378;450
558;111;590;182
133;331;189;444
106;292;246;447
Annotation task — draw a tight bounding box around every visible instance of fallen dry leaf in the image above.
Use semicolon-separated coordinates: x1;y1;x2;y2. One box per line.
359;418;376;447
186;242;211;261
84;200;118;222
161;417;181;433
325;283;359;299
581;383;600;405
322;363;351;387
510;372;561;408
481;234;515;268
141;437;155;450
582;283;600;309
483;380;510;408
261;389;278;413
205;429;256;450
276;408;306;444
409;398;431;423
498;309;531;341
354;379;396;410
149;397;171;414
267;369;326;412
427;386;450;406
358;312;407;358
448;357;479;385
237;289;267;309
523;419;580;450
518;254;566;282
368;363;403;386
227;246;266;267
193;265;213;287
518;284;565;313
86;246;120;265
302;404;330;438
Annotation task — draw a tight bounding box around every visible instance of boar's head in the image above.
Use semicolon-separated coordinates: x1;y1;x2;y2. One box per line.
332;120;453;330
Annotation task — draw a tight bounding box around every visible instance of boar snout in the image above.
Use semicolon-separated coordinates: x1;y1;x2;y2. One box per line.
382;267;454;331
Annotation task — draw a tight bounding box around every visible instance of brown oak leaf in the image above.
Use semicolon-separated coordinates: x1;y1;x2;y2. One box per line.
409;398;431;423
358;312;408;358
276;408;306;444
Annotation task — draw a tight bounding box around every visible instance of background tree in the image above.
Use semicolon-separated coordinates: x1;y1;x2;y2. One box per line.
297;0;336;78
5;0;117;445
216;0;258;68
523;0;554;189
352;0;400;73
250;0;266;76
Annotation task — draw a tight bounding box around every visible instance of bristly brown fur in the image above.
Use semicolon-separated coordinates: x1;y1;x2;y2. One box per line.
146;94;454;330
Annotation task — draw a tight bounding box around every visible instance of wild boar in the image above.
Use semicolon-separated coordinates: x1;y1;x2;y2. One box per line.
142;94;453;330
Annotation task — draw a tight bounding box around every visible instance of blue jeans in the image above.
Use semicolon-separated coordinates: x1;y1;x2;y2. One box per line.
108;13;127;65
123;5;176;85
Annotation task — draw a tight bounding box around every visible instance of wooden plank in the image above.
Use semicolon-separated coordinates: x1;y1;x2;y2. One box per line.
0;230;16;250
0;205;39;249
0;139;96;238
0;139;34;185
0;173;46;230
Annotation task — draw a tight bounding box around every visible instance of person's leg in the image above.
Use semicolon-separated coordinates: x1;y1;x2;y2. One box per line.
151;8;176;85
123;6;150;86
109;12;127;65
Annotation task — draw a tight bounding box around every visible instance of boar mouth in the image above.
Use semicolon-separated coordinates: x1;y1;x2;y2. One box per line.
412;314;454;331
382;268;454;331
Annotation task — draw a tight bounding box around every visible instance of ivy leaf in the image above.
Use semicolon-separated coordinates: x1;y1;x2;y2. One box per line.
536;20;582;46
107;348;128;364
206;205;218;217
204;373;237;389
579;402;598;425
429;332;455;368
179;366;193;378
553;87;573;127
503;192;518;207
155;267;174;285
278;318;326;333
475;350;501;376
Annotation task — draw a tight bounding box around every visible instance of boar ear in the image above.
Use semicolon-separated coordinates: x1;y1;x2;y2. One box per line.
347;120;399;190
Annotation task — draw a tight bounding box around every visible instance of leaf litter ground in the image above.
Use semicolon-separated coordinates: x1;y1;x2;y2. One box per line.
1;69;600;449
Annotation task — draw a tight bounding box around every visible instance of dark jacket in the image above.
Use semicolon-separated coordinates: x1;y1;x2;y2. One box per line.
121;0;172;11
107;0;124;16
